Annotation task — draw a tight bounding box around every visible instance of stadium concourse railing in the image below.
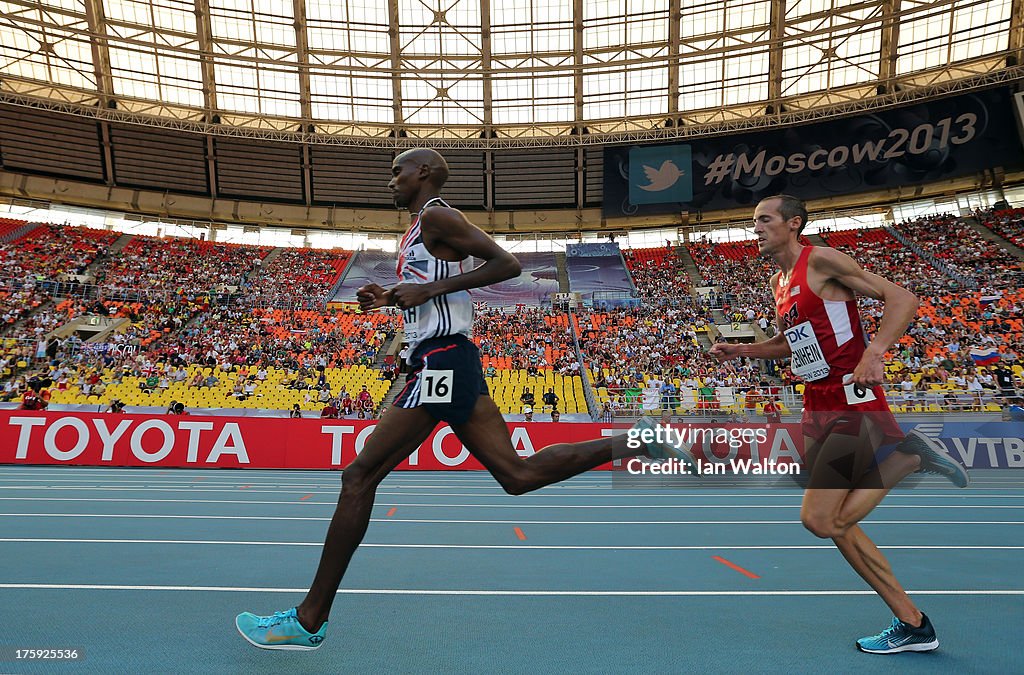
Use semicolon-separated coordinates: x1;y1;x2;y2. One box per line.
0;275;334;310
596;385;1016;419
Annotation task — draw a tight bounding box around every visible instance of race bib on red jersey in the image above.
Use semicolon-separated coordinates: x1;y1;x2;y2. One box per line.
784;321;831;381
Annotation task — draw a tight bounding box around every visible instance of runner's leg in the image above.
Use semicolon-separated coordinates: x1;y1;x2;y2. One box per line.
833;449;920;527
800;420;922;625
452;395;638;495
296;405;439;631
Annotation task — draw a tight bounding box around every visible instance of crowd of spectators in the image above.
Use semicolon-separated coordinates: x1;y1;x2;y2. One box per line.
818;227;948;296
686;238;777;311
2;213;1023;417
0;286;51;333
1;296;201;354
95;235;271;298
153;306;400;372
581;238;781;413
622;245;691;301
0;223;117;282
2;304;400;415
243;247;351;303
983;208;1024;249
893;213;1022;289
818;219;1024;407
472;307;577;375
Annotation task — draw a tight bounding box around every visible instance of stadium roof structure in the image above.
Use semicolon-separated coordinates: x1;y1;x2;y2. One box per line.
0;0;1019;150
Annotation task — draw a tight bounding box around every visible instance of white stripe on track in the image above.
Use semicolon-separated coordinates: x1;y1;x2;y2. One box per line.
6;485;1024;501
0;538;1021;550
0;583;1021;596
0;469;1015;484
0;473;1019;487
2;484;1021;499
1;513;1022;526
0;496;1020;509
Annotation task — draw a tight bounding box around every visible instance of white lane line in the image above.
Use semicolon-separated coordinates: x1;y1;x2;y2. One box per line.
0;584;1021;596
0;467;1016;477
0;475;1019;486
0;496;1020;509
1;469;1016;488
0;482;1020;493
0;477;605;488
2;485;1022;495
0;482;1021;499
0;538;1021;550
1;513;1022;526
2;486;1023;504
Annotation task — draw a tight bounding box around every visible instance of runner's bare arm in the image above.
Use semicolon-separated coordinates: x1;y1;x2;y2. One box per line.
810;246;919;358
709;272;791;361
390;207;521;310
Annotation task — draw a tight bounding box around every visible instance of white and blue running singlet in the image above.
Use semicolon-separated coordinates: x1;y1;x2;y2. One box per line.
395;197;474;357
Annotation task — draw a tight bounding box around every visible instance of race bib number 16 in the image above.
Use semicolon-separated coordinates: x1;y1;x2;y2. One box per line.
421;369;454;404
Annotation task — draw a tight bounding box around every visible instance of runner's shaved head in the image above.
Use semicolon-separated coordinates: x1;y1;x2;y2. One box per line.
395;148;449;187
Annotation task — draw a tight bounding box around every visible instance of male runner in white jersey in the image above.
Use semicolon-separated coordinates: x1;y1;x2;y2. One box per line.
710;195;968;654
236;148;679;651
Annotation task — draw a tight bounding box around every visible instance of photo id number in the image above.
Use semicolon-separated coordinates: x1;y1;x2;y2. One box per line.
421;369;454;404
843;378;877;406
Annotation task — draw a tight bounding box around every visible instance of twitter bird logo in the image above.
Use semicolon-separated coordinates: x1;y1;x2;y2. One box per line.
637;160;686;192
628;144;693;205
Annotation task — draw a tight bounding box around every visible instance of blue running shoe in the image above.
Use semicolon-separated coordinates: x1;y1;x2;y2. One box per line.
630;416;696;468
856;614;939;654
236;608;327;651
900;430;970;488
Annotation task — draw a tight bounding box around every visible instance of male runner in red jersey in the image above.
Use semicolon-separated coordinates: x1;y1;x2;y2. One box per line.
710;194;968;654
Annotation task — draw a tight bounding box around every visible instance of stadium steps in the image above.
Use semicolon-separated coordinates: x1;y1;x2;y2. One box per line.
107;233;134;254
805;233;828;247
380;375;409;410
259;247;284;267
676;244;704;286
884;225;976;289
555;252;569;293
327;250;357;301
963;217;1024;261
175;308;209;335
2;222;41;243
617;247;640;295
80;235;126;282
0;298;56;338
373;331;403;368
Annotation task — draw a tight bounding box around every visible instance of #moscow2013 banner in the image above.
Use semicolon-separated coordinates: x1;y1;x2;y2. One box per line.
603;87;1024;218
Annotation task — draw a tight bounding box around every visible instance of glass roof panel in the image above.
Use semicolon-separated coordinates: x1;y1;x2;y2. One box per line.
0;0;1008;137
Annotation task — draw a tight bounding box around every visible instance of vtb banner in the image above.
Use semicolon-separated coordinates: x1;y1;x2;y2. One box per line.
0;411;805;470
603;87;1024;217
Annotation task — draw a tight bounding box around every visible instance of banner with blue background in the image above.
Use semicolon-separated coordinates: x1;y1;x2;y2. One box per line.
603;88;1024;217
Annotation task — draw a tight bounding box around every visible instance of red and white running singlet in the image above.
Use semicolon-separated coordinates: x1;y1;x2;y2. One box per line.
773;246;868;384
